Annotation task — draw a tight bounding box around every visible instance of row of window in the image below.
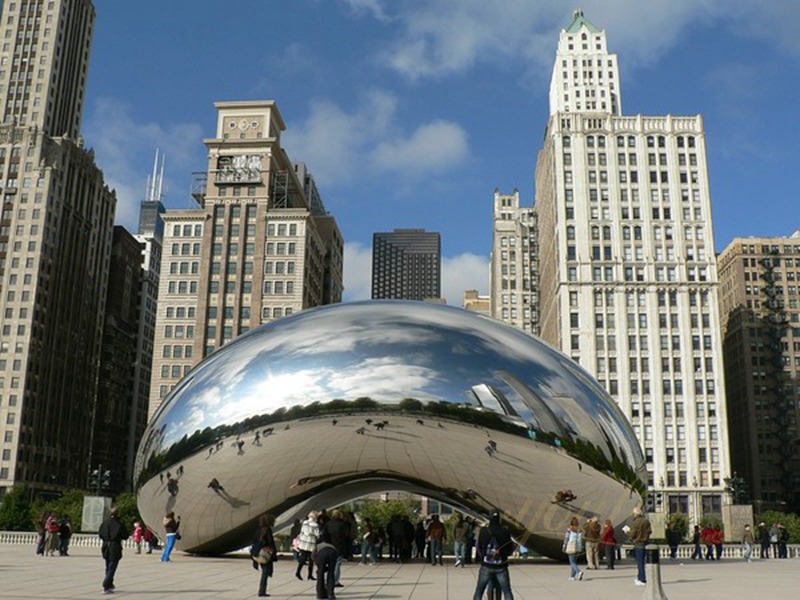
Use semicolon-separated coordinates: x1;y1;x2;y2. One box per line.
562;134;697;149
162;344;193;359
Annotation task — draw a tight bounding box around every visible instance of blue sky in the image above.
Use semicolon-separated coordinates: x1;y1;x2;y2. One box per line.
84;0;800;304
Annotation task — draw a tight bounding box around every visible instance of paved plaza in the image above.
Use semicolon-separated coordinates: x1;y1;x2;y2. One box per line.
1;544;798;599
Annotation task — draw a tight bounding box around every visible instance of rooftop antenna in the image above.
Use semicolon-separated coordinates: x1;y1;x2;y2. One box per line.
145;148;166;203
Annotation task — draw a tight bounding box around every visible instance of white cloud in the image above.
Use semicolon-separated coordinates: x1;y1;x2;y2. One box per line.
340;0;390;22
372;120;468;171
82;98;204;231
343;241;373;301
350;0;798;83
282;90;469;189
442;252;489;306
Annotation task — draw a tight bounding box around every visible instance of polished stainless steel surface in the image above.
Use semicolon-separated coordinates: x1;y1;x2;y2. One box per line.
135;300;645;558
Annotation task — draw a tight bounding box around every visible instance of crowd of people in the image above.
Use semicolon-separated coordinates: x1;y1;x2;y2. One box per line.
247;507;520;599
28;501;792;597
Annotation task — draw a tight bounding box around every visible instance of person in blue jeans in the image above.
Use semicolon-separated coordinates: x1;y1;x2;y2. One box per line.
161;511;180;562
472;510;516;600
98;506;129;594
627;506;651;586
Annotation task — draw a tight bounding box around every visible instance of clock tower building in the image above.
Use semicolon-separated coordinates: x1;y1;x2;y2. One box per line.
148;101;344;418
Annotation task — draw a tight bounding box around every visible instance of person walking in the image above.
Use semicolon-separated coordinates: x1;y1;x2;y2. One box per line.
712;524;724;560
627;506;651;586
251;513;277;597
472;510;516;599
296;511;320;580
58;515;73;556
563;516;584;581
160;511;180;562
44;513;60;556
777;523;789;558
98;506;130;595
582;516;601;569
690;525;703;560
757;522;770;558
133;521;144;554
702;523;715;560
742;524;754;563
769;523;780;558
600;518;616;570
426;515;446;566
453;514;469;567
314;541;339;599
320;509;350;589
359;518;377;565
144;525;158;554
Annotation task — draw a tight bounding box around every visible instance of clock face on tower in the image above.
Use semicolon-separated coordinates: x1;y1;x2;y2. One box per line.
227;117;262;133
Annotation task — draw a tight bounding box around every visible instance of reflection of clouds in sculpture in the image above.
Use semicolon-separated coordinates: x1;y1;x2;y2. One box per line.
136;300;645;559
327;356;441;400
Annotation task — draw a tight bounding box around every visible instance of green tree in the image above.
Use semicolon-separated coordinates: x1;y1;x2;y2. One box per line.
667;512;689;539
0;485;34;530
112;492;140;531
31;488;86;530
357;498;420;532
758;510;800;542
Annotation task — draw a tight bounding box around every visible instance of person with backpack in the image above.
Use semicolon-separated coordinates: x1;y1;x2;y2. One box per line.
563;516;584;581
472;510;516;600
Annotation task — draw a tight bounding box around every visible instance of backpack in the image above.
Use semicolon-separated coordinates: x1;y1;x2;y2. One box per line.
483;535;504;565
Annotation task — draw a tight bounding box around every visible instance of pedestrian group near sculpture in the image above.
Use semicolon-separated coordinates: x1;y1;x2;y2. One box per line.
37;503;788;598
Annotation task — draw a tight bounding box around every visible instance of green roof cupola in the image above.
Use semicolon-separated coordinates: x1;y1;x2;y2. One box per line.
566;8;601;34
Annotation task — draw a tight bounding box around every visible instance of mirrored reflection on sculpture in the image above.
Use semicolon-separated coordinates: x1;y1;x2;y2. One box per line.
135;300;645;558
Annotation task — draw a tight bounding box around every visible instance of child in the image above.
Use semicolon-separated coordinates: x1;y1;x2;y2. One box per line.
133;522;144;554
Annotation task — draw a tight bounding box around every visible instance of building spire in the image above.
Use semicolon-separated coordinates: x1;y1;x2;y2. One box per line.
566;7;600;33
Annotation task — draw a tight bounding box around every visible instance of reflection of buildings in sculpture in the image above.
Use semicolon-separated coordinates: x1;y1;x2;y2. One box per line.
469;383;519;418
535;10;730;522
492;371;568;439
136;301;646;558
148;101;344;418
0;0;118;498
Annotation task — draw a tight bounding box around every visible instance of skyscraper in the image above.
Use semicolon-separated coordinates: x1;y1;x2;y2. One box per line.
0;0;117;498
148;100;343;418
372;228;441;302
490;189;539;335
718;233;800;513
535;10;730;522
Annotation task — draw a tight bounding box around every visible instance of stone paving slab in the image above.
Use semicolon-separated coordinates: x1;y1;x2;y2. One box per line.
0;545;798;599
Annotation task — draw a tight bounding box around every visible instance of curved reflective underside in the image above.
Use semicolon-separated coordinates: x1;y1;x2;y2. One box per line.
135;300;645;558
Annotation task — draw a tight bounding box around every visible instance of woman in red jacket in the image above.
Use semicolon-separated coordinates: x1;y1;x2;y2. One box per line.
702;525;715;560
712;525;724;560
601;519;617;570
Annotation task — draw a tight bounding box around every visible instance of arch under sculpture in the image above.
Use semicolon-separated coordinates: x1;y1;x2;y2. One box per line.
135;300;645;559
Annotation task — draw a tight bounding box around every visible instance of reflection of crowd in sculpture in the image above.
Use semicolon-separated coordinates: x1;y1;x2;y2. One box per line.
553;489;577;503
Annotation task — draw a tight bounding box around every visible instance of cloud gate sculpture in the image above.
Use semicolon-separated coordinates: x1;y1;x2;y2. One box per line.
135;300;645;558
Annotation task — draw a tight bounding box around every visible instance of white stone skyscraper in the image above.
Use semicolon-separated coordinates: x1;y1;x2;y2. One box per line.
535;10;730;523
490;189;539;335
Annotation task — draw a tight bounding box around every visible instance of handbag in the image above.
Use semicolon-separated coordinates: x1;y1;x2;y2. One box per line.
565;539;577;554
255;546;274;565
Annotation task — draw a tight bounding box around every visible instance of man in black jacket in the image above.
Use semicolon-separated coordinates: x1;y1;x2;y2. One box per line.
98;506;130;595
321;509;351;588
472;510;516;600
